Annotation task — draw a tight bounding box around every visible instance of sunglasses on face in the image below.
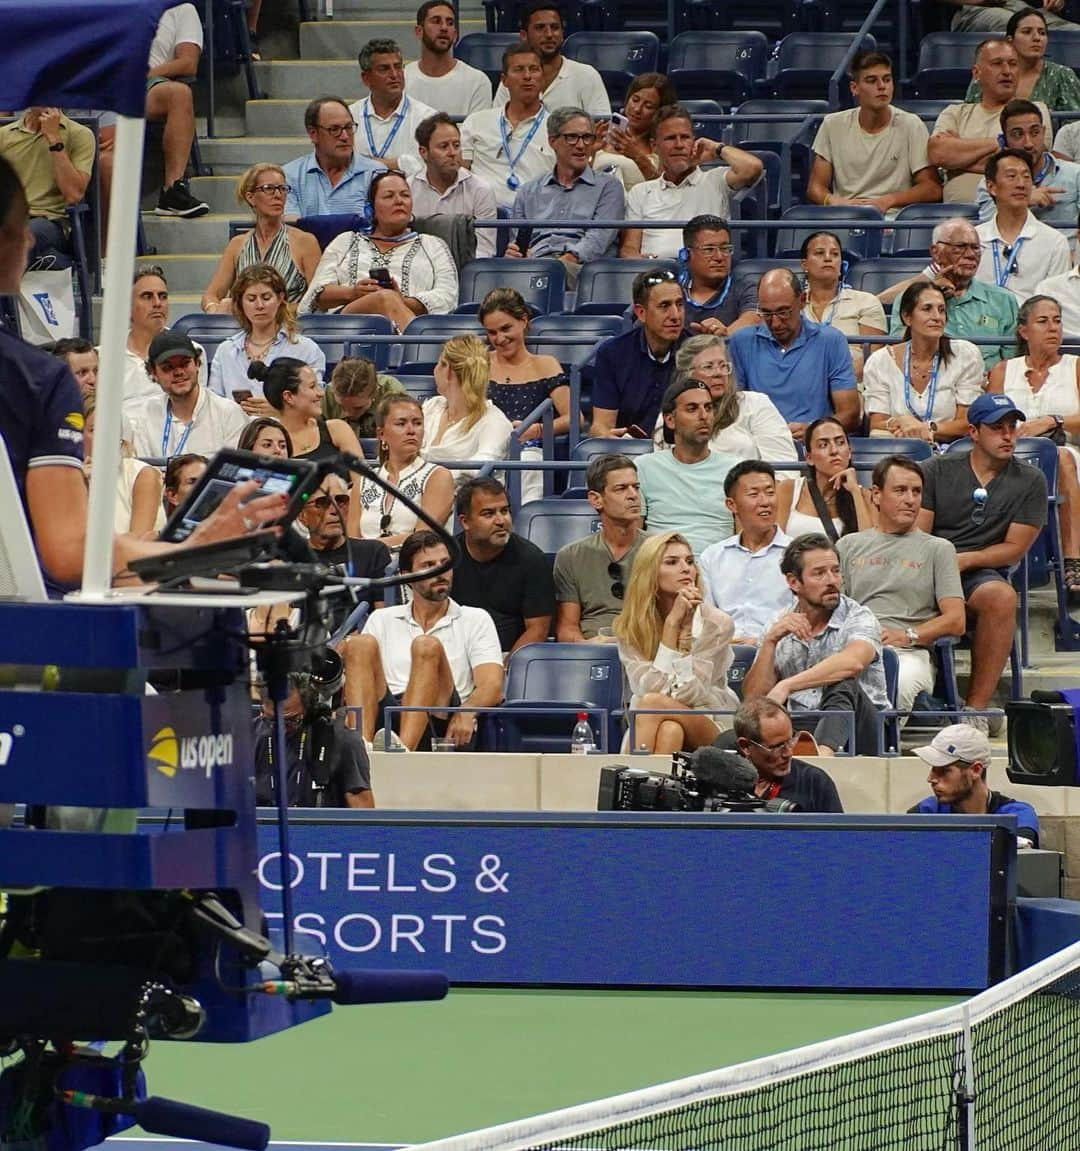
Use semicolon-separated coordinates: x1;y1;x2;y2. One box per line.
309;493;350;512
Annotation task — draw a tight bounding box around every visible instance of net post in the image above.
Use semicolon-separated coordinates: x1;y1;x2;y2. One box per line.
956;1003;976;1151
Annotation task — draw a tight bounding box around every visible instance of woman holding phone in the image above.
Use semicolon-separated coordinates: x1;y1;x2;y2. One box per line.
208;264;325;415
592;73;677;188
299;171;458;330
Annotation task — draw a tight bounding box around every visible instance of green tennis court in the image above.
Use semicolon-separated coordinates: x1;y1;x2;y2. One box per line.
139;988;960;1145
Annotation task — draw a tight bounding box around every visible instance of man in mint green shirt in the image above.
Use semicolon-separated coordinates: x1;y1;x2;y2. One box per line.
635;379;740;558
885;216;1018;368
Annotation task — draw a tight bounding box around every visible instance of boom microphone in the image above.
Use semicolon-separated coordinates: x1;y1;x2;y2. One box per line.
688;746;758;794
263;968;449;1005
132;1096;270;1150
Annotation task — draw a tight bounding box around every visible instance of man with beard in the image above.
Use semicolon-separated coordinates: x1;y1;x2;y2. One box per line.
451;477;554;654
743;533;889;756
405;1;492;117
344;530;504;750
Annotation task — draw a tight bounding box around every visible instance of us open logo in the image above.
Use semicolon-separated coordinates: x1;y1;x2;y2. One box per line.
0;725;24;767
148;727;234;780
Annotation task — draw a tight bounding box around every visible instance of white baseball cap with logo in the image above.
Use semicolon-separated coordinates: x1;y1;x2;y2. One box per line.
912;724;993;768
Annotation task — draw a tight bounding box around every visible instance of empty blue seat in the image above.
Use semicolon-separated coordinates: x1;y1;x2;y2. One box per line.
454;32;521;88
172;313;243;368
845;257;926;301
911;32;990;100
574;258;679;315
727;99;827;210
667;31;769;106
774;204;885;260
395;315;485;372
515;499;601;553
457;258;566;315
298;314;395;371
526;314;624;368
563;31;660;105
769;33;876;100
887;203;979;258
848;437;934;486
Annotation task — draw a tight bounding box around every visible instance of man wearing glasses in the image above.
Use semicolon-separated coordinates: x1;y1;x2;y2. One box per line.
297;470;391;631
731;698;844;813
883;217;1018;370
917;393;1048;733
349;39;435;178
283;97;385;219
504;106;624;287
678;215;759;336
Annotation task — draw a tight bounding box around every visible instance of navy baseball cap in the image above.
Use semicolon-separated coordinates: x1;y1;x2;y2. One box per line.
967;392;1025;426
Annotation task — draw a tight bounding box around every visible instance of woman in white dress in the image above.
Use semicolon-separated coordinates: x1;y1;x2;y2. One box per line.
299;170;458;329
988;293;1080;589
82;395;164;537
800;230;887;382
778;417;875;540
863;281;986;444
614;530;738;753
422;335;514;487
357;394;455;548
654;333;797;461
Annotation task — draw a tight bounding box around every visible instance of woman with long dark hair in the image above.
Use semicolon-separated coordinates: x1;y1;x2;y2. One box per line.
777;417;875;539
593;72;678;187
966;7;1080;109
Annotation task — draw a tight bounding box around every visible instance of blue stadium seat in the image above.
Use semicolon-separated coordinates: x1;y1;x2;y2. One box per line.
569;435;654;491
887;203;979;258
171;313;242;367
293;213;364;251
562;31;660;105
910;32;987;100
849;437;934;474
526;314;624;366
1044;28;1080;69
774;204;885;260
395;315;484;373
457;258;566;315
731;257;806;303
769;33;876;100
394;374;438;403
298;314;395;371
667;31;770;105
573;259;678;315
496;641;624;752
515;499;601;553
727;99;827;210
678;0;801;39
845;257;926;301
454;32;522;88
902;99;951;132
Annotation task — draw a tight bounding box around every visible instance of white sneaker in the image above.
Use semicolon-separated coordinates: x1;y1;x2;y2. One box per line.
963;713;990;735
372;727;407;751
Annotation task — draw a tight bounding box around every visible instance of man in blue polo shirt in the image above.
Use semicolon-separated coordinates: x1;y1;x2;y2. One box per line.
727;267;860;438
908;723;1039;847
590;269;684;437
283;97;386;218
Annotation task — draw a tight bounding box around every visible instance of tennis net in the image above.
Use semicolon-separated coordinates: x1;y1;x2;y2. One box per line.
410;940;1080;1151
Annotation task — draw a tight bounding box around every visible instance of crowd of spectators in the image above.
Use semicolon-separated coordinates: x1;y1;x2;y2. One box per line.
8;0;1079;825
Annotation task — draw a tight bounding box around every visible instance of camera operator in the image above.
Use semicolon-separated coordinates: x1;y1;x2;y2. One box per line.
731;698;844;813
254;656;374;808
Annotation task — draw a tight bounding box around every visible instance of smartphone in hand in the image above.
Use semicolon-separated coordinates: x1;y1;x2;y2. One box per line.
232;389;253;403
369;267;393;287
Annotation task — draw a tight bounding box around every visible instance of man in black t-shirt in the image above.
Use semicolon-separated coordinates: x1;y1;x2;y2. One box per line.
730;697;844;812
297;471;392;632
918;393;1048;727
452;477;555;653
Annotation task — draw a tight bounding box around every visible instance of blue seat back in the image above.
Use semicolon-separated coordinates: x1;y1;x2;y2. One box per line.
849;437;934;486
775;205;884;260
396;315;485;372
454;32;521;87
845;257;926;301
526;314;624;368
667;31;769;104
574;258;679;315
171;313;243;367
298;313;394;371
912;32;988;99
515;499;600;553
887;203;979;258
563;31;660;104
458;258;567;315
772;33;876;99
727;643;757;699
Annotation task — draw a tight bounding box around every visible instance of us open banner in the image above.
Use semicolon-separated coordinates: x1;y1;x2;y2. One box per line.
255;812;1014;991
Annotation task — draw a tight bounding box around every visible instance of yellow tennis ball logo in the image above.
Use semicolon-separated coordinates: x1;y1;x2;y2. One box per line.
148;726;179;777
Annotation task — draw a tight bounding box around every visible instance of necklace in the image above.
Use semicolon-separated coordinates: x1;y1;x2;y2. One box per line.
246;333;276;357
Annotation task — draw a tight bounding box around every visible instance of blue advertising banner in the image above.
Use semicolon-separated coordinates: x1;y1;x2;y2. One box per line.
255;813;1013;991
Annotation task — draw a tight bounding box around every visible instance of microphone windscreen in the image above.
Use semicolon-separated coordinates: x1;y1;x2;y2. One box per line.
331;969;449;1005
689;746;758;794
133;1097;270;1151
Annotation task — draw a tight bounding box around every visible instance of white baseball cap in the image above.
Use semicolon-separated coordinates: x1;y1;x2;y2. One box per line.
912;724;992;769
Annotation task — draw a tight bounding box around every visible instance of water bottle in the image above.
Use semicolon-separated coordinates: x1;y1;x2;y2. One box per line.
570;712;596;755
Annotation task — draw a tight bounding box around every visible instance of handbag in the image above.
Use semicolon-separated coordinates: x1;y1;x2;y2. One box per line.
17;263;76;345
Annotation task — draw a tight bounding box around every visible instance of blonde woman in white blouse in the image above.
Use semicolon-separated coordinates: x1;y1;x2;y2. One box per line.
422;335;514;486
614;531;738;754
863;281;986;443
299;171;458;329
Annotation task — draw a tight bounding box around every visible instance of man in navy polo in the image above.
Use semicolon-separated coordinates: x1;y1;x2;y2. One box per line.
590;269;685;437
727;267;860;439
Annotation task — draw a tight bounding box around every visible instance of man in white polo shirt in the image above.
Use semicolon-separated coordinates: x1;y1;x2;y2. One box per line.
349;38;435;179
461;44;555;209
405;0;493;117
975;148;1070;305
344;530;504;751
620;105;762;260
495;1;610;117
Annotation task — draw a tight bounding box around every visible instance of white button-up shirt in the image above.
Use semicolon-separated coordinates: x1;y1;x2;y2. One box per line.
347;93;437;178
127;383;249;460
975;210;1070;305
495;56;611;118
362;598;503;697
698;526;794;642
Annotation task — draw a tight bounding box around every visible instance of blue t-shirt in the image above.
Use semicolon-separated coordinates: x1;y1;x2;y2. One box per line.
727;316;856;424
909;791;1039;846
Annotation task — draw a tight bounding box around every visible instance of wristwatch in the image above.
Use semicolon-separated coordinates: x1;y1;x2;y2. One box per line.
905;626;920;648
48;141;64;153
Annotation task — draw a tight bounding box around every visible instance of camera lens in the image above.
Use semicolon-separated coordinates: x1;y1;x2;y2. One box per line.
1011;710;1058;777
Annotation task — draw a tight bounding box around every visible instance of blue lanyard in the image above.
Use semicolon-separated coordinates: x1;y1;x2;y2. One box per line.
821;288;844;326
363;96;409;159
685;275;731;309
1034;153;1054;186
499;108;546;190
991;237;1024;288
902;343;940;423
161;405;194;459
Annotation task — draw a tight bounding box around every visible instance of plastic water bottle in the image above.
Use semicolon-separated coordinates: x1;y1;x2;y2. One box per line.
570;712;596;755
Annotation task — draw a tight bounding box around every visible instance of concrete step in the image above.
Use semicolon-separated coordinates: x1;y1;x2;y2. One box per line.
189;176;246;214
299;18;484;60
92;293;200;335
197;115;246;137
309;0;486;17
143;213;238;255
136;253;219;294
255;59;366;99
246;98;310;138
198;136;310;176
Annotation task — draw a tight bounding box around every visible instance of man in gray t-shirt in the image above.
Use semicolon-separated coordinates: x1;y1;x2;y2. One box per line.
838;456;966;714
917;393;1047;724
